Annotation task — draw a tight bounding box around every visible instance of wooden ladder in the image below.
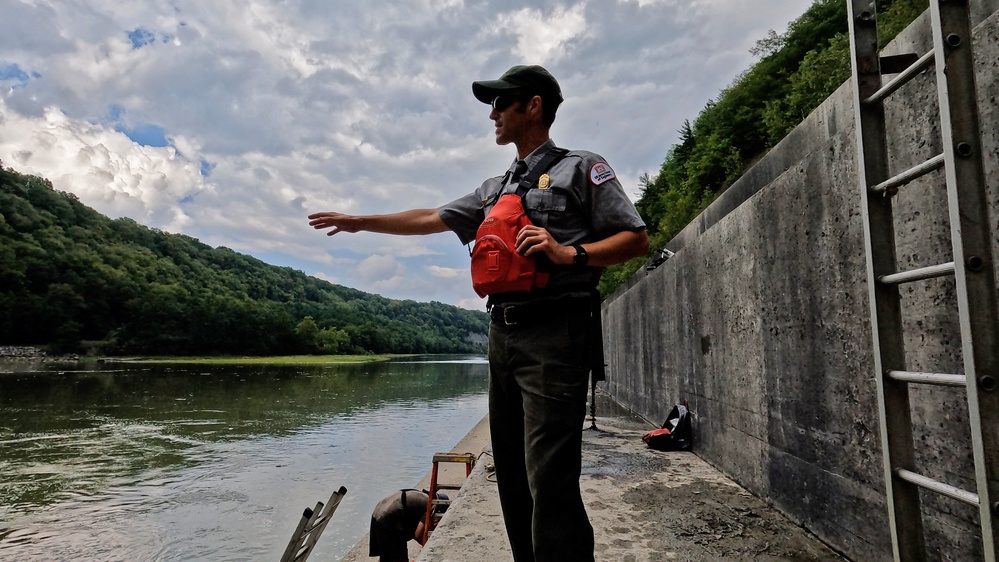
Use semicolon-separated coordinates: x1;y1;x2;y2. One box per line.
421;452;476;544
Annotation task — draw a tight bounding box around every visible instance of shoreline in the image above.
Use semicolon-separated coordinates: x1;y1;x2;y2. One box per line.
0;345;79;362
106;354;399;364
0;352;477;368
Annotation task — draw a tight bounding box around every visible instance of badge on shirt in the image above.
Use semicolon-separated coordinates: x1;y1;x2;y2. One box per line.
538;173;551;190
590;162;616;185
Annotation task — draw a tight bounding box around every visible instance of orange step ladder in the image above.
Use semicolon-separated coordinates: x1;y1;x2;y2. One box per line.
421;452;476;544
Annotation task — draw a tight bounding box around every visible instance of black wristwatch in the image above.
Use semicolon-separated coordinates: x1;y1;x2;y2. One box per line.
572;244;589;266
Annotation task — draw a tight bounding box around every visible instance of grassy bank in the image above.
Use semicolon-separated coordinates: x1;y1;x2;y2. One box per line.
113;354;404;365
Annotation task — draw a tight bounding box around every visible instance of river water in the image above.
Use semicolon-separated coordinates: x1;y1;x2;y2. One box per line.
0;356;489;561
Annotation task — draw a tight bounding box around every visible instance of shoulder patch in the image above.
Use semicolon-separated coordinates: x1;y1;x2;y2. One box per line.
589;161;616;185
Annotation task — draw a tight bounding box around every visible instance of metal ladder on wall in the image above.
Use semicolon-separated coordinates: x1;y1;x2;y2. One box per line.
847;0;998;560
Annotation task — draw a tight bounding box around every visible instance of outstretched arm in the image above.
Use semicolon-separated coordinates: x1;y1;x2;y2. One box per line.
308;208;450;236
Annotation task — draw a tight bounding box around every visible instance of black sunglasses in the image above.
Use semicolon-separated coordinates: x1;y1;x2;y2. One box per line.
491;95;524;112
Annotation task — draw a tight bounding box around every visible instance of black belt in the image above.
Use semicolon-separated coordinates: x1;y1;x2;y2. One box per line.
488;295;591;326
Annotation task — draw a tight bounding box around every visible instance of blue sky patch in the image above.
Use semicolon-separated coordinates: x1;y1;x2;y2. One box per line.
107;103;126;122
200;160;216;177
0;63;38;87
124;123;169;147
104;104;170;147
128;27;156;49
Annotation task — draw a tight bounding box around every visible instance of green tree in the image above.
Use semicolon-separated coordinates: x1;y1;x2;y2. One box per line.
316;326;351;355
604;0;926;296
1;162;488;355
295;316;320;353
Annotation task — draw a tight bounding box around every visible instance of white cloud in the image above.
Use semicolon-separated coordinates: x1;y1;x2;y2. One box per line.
456;296;487;310
495;4;588;63
427;265;465;279
311;271;341;285
357;255;406;283
0;100;208;230
0;0;816;309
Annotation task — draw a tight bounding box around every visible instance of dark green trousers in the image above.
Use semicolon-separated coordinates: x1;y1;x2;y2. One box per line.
487;307;595;562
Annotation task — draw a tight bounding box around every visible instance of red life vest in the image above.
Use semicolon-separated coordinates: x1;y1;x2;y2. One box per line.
471;193;548;297
470;148;567;298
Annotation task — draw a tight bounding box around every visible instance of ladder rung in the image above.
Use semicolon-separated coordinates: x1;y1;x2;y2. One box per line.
895;468;979;506
870;153;945;194
432;452;476;464
879;53;920;74
878;262;955;285
864;50;935;105
886;370;966;387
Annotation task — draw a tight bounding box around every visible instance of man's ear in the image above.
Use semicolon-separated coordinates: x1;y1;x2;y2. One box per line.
529;96;543;118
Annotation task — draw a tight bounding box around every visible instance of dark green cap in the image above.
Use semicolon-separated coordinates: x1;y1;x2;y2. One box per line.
472;65;563;106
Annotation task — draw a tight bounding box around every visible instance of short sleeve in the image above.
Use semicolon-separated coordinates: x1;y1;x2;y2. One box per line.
438;192;485;245
574;153;646;237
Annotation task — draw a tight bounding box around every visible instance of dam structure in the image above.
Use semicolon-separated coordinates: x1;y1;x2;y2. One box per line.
601;1;999;560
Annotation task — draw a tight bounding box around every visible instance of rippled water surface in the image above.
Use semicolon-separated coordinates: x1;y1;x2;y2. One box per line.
0;356;488;561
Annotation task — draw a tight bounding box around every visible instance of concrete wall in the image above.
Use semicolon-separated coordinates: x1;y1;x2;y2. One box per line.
602;3;999;560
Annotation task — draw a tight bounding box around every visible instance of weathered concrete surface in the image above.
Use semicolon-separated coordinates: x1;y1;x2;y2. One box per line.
415;392;844;562
602;4;999;562
338;394;845;561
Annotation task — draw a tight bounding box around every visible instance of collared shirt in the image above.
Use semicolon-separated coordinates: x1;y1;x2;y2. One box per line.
438;139;646;288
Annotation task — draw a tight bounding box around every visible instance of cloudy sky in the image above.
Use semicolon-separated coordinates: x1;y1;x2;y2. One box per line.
1;0;814;310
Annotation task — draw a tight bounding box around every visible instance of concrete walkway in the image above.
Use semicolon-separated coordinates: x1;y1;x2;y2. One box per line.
344;392;847;561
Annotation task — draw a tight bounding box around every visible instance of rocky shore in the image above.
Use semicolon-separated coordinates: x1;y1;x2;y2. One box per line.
0;346;47;357
0;346;80;362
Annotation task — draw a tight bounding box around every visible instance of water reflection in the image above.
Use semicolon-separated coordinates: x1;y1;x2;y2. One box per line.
0;356;488;561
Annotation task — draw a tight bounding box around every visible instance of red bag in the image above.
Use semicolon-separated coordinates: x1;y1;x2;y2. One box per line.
641;402;692;451
470;194;549;298
641;428;673;449
470;147;567;298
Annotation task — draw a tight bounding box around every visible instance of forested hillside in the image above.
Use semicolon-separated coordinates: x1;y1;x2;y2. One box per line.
0;164;489;356
598;0;928;295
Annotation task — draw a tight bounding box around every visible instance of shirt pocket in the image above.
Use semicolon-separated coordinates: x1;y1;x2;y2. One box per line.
523;189;567;228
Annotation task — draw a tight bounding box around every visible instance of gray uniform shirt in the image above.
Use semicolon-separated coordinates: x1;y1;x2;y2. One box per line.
438;139;646;289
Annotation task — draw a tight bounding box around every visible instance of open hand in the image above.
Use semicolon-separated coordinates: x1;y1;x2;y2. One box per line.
308;212;360;236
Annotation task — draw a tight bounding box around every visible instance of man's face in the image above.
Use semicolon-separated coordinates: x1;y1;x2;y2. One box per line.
490;95;530;146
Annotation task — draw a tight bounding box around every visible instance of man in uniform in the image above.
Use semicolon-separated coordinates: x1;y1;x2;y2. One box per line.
308;65;648;562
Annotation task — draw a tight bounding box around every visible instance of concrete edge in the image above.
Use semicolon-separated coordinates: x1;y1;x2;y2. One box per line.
338;414;493;562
